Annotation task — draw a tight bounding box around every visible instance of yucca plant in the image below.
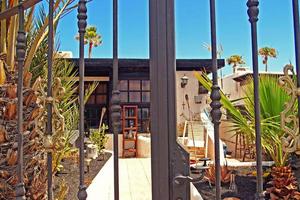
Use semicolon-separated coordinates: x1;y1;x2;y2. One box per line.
0;0;77;199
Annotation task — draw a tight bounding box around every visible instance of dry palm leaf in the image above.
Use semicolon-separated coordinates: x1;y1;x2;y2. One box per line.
0;60;6;85
0;170;9;179
6;149;17;166
4;102;17;120
24;90;37;106
23;71;32;88
29;107;42;121
6;84;17;99
0;126;7;144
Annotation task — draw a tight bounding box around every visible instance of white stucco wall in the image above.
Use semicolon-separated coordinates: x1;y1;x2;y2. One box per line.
175;71;209;128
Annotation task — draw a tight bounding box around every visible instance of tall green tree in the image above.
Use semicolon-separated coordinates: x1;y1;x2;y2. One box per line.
258;47;278;72
76;25;102;58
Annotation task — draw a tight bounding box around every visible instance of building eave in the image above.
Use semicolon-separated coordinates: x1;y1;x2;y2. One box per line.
66;58;225;74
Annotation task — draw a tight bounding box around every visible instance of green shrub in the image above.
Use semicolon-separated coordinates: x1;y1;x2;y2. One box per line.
90;124;109;154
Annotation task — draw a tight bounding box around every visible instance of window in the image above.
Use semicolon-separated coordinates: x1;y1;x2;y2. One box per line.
119;80;150;132
83;82;109;128
198;82;209;94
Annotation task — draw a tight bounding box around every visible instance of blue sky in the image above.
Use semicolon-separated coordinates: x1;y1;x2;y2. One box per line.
57;0;296;75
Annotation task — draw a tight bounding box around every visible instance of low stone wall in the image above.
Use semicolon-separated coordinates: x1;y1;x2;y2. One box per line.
105;133;151;158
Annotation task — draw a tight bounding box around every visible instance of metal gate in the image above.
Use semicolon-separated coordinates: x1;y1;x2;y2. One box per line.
0;0;299;199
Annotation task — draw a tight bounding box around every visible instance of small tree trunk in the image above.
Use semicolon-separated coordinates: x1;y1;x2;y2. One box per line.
233;64;237;73
264;56;268;72
88;42;93;58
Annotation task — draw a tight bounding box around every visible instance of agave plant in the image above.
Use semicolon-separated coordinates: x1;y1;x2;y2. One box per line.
205;164;232;185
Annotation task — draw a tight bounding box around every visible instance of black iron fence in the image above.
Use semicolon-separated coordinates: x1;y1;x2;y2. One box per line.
0;0;298;199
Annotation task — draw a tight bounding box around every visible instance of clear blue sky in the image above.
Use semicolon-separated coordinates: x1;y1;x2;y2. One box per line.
56;0;296;75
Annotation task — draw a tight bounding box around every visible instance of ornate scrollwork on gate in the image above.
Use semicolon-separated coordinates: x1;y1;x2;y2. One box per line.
32;77;65;152
278;64;300;155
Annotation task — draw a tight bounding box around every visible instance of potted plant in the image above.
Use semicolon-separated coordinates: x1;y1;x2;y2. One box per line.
90;124;109;160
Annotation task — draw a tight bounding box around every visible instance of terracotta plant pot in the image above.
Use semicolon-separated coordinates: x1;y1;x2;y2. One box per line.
6;84;17;99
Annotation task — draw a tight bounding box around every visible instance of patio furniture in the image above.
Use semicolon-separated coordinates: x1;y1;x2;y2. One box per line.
182;120;208;163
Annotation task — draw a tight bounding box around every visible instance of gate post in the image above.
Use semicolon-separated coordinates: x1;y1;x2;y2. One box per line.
149;0;190;199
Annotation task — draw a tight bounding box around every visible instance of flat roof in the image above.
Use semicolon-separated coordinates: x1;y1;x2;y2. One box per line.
232;71;287;82
67;58;225;74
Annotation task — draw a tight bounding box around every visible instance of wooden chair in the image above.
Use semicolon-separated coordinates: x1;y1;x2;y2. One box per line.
182;120;208;162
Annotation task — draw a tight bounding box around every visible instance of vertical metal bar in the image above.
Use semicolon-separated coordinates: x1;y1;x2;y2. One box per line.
16;2;26;200
209;0;222;199
113;0;118;90
149;0;170;198
77;0;88;199
246;1;264;199
292;0;300;124
112;0;120;199
46;0;54;199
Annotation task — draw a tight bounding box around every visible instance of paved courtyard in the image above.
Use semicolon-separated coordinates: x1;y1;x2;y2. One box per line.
87;156;151;200
87;153;202;200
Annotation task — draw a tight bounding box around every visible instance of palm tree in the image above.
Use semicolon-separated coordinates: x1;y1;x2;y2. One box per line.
258;47;278;72
226;55;245;73
76;26;102;58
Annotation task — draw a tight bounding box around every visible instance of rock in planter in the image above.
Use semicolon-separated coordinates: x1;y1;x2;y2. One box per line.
86;143;98;160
